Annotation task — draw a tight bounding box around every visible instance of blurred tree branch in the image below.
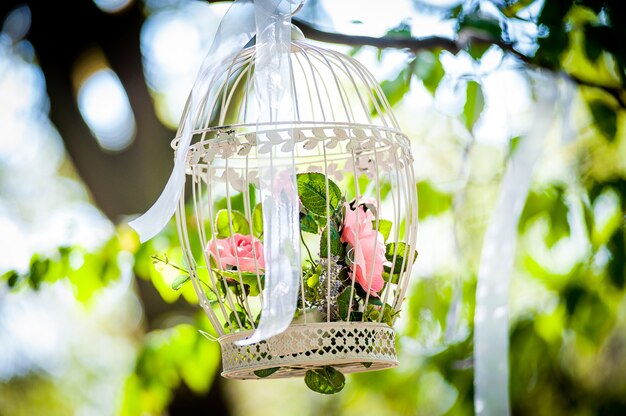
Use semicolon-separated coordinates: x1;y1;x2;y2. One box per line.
294;18;461;53
294;19;626;109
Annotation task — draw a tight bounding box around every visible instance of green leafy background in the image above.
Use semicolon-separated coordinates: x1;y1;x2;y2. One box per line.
1;0;626;415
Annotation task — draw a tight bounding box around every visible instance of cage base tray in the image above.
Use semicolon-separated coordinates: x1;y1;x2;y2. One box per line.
218;322;398;380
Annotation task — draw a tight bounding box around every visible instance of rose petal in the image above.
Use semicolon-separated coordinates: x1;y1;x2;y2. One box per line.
206;234;265;273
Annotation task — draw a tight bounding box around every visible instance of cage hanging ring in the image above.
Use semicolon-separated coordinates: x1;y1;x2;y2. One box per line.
286;0;305;17
267;0;304;18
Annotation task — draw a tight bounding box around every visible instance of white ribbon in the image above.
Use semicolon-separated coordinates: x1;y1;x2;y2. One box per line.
237;0;301;345
129;0;302;344
473;72;558;415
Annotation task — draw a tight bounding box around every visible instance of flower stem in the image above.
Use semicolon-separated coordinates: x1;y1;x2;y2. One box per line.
151;254;189;274
300;232;315;264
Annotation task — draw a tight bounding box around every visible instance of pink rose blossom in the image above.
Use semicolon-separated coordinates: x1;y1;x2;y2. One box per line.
207;233;265;273
341;201;386;297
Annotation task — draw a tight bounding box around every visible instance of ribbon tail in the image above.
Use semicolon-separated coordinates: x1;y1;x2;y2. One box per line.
128;156;186;243
473;71;558;416
236;0;300;346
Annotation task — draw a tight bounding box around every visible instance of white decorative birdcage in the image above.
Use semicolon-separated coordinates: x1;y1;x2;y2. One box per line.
174;37;418;380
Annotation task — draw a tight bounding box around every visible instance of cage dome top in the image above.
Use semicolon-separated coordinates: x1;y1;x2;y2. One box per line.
175;40;413;188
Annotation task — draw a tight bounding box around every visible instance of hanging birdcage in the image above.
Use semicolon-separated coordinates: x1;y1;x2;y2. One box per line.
172;35;418;381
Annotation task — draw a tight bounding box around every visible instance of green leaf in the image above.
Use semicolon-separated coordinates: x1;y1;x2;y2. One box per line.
535;0;570;67
459;10;502;41
300;213;319;234
385;242;407;262
216;270;263;296
583;24;624;77
519;186;571;247
583;24;607;63
589;100;617;142
507;136;522;158
122;323;220;414
498;0;535;18
171;274;190;291
589;179;626;212
381;304;398;326
384;22;412;39
297;173;342;217
307;273;319;288
349;311;363;321
364;303;397;326
28;257;50;290
417;181;452;219
463;80;484;132
560;284;612;343
337;288;351;321
380;65;413;108
337;267;349;284
563;284;586;316
320;222;345;258
3;271;20;288
304;367;345;394
545;199;571;248
458;10;502;58
385;242;416;275
363;304;381;322
415;51;444;95
368;296;383;306
382;270;399;285
374;219;392;241
215;209;250;238
227;311;252;330
348;45;362;57
252;203;263;238
607;227;625;289
380;181;392;200
254;367;280;378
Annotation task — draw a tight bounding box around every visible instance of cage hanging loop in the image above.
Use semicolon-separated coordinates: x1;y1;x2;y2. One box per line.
258;0;305;17
286;0;305;17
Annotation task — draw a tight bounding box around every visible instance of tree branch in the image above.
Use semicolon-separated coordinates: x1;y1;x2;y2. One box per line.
294;19;626;109
294;18;460;54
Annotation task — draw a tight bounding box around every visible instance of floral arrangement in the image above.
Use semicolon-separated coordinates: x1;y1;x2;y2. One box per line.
163;172;415;393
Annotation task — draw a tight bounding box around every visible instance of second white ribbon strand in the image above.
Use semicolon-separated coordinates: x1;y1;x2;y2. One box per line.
236;0;301;345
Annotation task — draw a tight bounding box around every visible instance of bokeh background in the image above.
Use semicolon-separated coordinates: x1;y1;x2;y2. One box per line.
1;0;625;415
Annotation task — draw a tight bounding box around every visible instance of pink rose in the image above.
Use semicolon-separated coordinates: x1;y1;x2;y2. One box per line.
340;201;386;296
207;233;265;273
